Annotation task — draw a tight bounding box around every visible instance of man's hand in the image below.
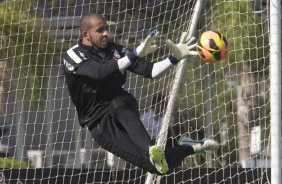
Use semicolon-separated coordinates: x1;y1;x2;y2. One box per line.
166;32;198;60
134;29;160;57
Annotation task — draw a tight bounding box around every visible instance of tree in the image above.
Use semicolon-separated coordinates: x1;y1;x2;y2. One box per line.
195;1;270;166
0;0;57;110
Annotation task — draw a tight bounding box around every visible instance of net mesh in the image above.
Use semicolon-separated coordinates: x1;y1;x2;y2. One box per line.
0;0;272;183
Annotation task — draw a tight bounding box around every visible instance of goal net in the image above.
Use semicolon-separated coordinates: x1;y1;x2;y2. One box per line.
0;0;277;183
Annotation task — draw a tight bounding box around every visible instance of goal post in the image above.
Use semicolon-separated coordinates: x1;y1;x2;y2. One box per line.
270;0;281;183
145;0;205;183
0;0;279;183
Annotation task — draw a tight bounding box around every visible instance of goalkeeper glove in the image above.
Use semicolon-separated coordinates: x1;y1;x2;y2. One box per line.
166;32;198;60
134;29;159;57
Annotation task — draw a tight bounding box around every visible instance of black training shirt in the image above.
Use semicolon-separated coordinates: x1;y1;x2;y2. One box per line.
63;40;154;127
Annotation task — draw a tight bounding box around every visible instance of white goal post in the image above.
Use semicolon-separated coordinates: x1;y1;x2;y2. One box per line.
145;0;205;183
270;0;281;183
0;0;280;183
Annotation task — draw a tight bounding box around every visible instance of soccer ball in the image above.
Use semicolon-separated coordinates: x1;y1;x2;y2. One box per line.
196;30;228;62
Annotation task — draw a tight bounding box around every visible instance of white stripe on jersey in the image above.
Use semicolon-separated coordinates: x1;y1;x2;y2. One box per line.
67;44;82;64
63;59;75;71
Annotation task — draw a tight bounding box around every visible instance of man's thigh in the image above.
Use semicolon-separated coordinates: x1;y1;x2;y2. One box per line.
90;115;157;173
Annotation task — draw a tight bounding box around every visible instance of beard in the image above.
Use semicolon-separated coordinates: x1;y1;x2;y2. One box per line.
90;36;108;50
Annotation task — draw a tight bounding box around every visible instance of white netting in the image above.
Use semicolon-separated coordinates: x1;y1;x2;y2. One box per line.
0;0;275;183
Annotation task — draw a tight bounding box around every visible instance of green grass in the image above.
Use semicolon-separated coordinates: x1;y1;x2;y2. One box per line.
0;157;30;168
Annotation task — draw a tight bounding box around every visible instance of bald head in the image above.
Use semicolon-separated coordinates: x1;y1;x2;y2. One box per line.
80;13;107;34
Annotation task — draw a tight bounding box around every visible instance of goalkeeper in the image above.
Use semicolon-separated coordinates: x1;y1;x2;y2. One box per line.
63;13;219;175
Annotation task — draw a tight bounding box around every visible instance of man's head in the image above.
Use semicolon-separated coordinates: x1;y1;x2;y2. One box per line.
80;13;109;50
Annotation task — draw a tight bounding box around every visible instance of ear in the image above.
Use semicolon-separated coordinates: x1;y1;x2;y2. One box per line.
82;31;89;40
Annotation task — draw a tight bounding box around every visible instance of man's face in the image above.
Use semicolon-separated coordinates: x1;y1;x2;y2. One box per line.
84;18;109;50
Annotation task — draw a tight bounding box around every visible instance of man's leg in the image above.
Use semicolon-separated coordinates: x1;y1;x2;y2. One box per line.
109;93;153;152
151;138;219;174
109;94;172;174
90;114;159;174
92;94;219;174
164;145;195;171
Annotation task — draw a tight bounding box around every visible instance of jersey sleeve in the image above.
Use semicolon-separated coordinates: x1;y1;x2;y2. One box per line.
63;44;120;80
126;58;154;78
113;43;154;78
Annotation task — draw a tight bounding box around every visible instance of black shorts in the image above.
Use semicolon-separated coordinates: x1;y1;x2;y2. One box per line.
89;93;158;174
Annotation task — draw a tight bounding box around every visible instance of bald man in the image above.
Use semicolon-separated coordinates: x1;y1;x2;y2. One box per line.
63;13;219;175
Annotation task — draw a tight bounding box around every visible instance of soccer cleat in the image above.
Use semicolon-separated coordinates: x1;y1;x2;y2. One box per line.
177;136;201;147
149;145;169;174
177;136;219;154
192;139;219;154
